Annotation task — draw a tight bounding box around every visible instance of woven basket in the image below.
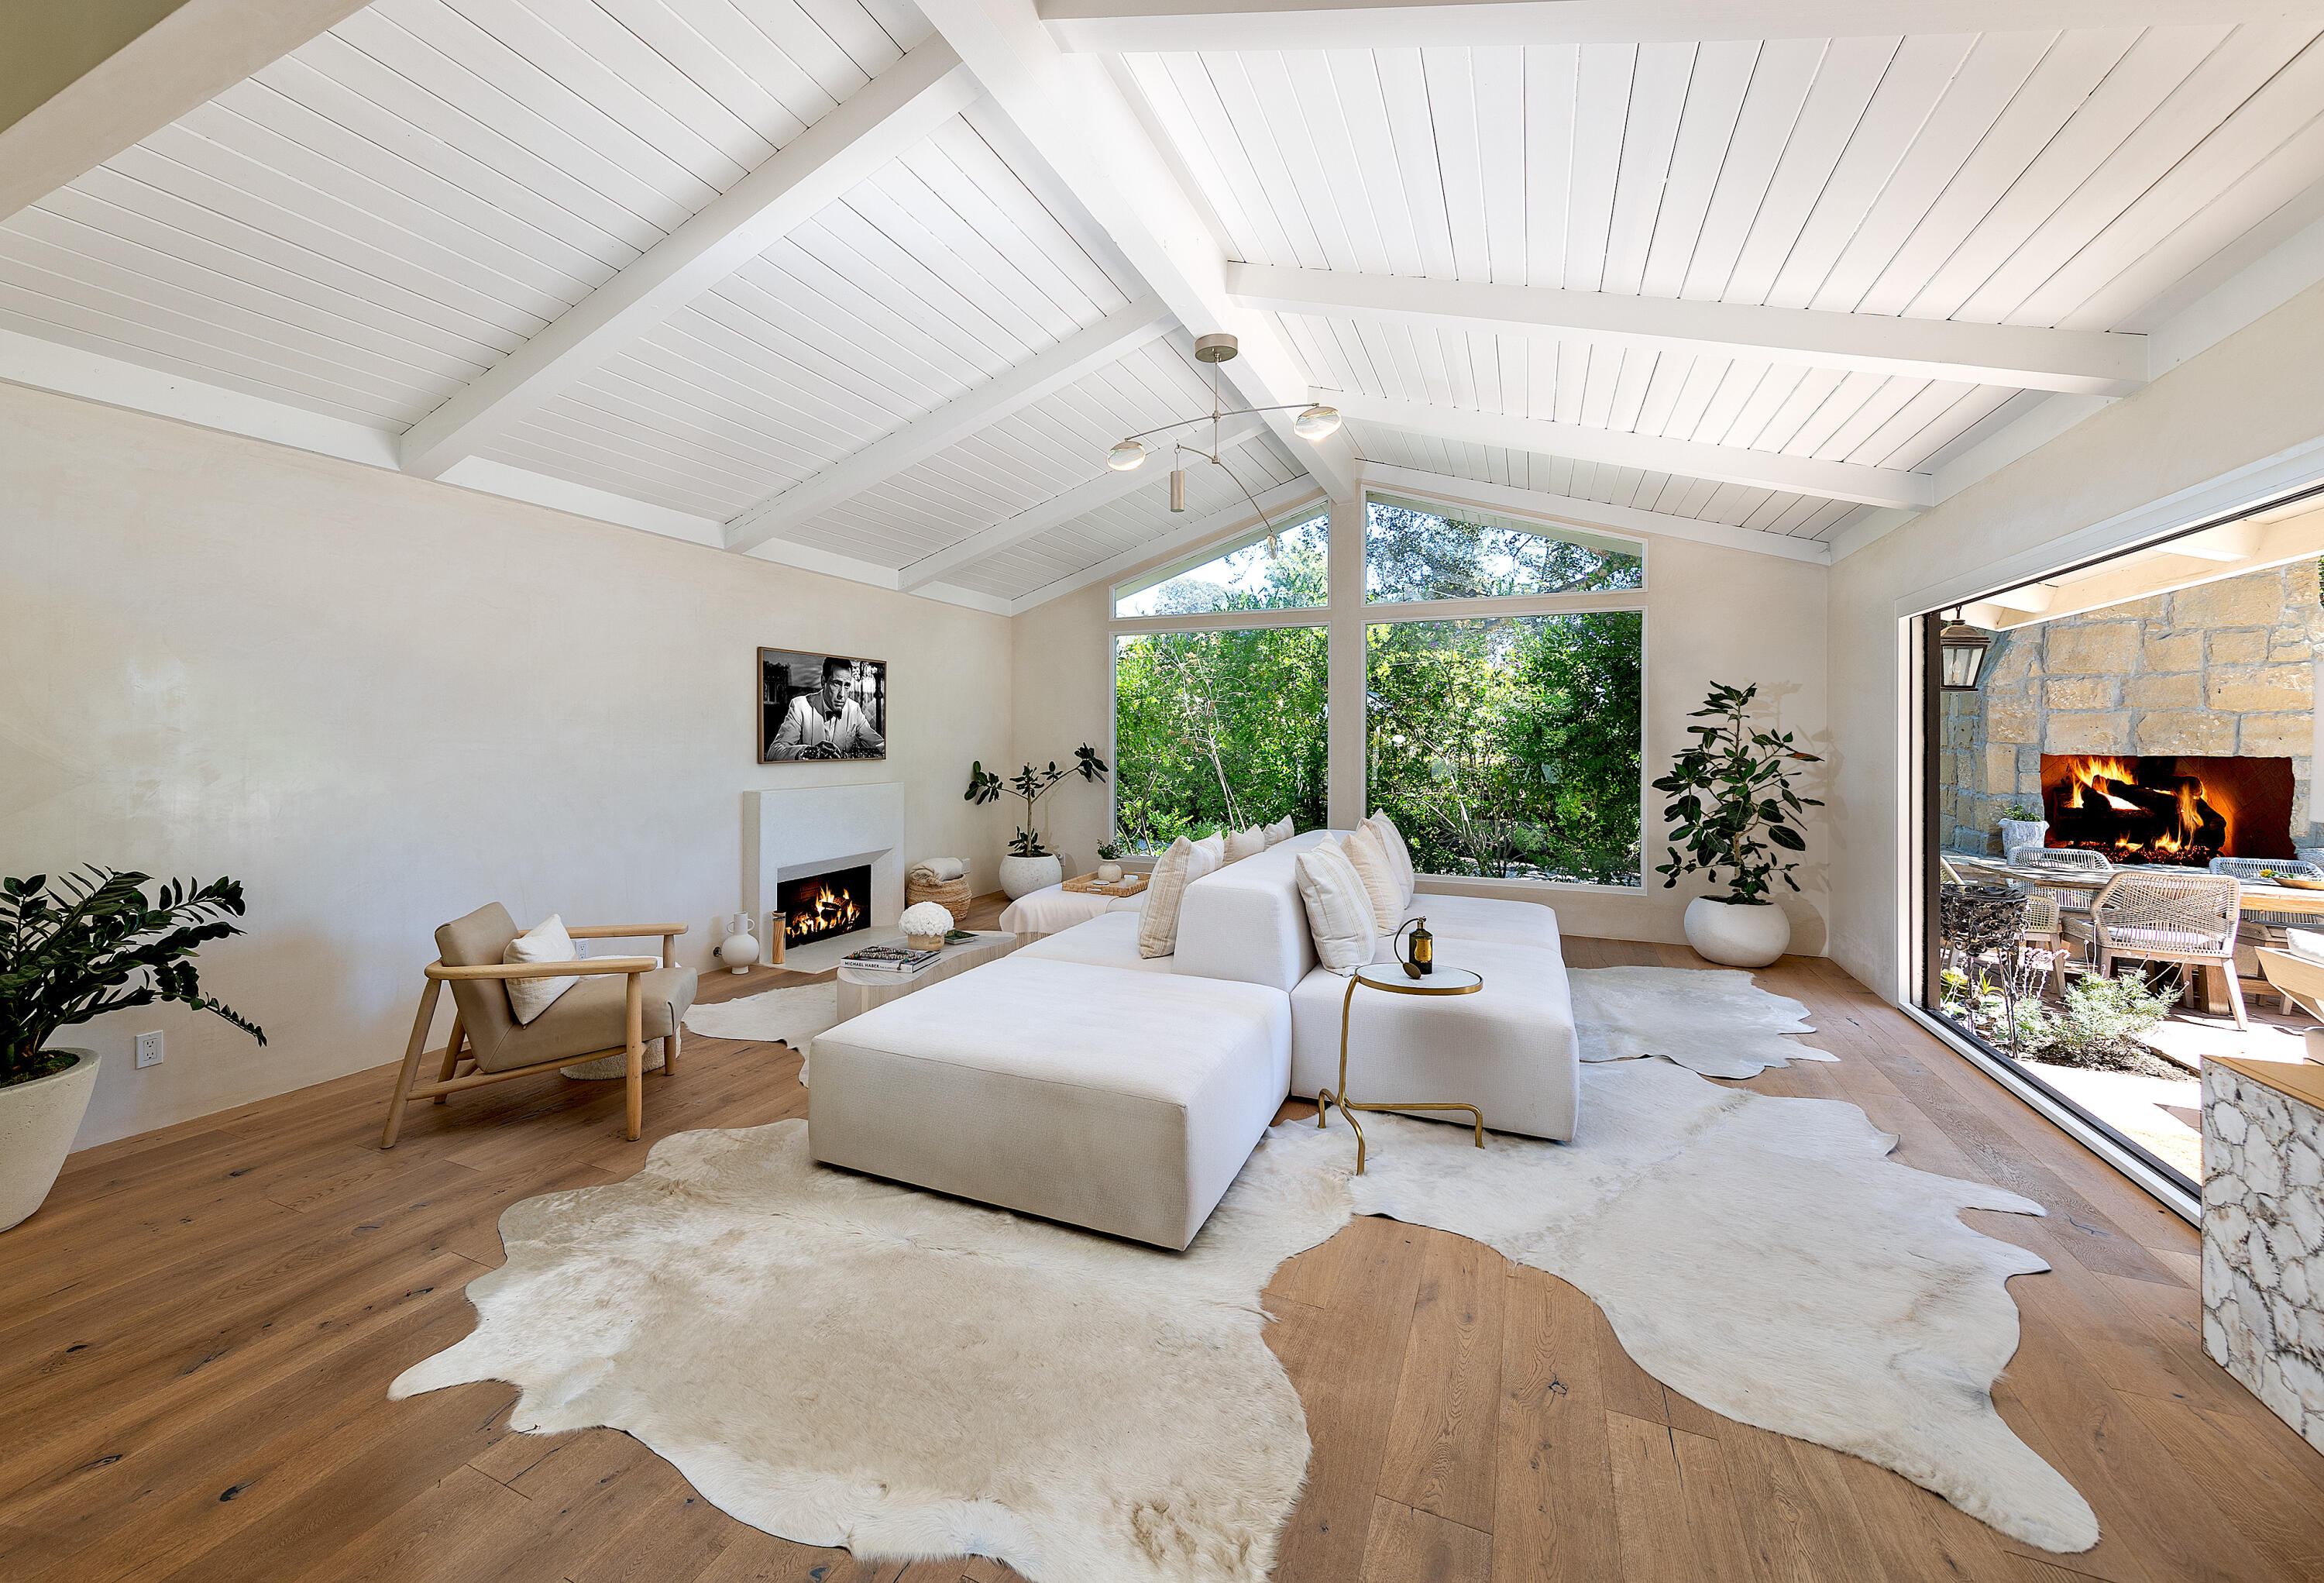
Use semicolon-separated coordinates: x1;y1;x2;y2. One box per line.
906;874;973;925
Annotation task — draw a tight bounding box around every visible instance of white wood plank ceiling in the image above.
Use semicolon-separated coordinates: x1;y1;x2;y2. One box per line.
3;0;2323;608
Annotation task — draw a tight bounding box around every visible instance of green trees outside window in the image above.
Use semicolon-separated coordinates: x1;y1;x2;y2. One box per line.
1109;497;1644;876
1367;612;1642;885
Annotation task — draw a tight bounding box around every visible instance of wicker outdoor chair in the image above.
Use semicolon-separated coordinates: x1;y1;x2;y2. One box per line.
2061;870;2246;1031
2018;893;2068;996
2209;856;2324;1012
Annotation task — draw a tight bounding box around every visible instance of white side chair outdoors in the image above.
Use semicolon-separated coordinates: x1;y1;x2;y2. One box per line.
2210;856;2324;1012
2062;870;2246;1031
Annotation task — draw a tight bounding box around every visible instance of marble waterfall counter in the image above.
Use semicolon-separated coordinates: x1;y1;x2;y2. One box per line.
2203;1055;2324;1453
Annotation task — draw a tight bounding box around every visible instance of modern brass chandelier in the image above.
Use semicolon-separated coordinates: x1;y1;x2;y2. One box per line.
1102;332;1341;549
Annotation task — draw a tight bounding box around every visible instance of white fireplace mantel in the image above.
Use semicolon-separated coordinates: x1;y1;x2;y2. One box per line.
742;784;905;967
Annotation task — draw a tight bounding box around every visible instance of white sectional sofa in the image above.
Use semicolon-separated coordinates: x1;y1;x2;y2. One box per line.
809;830;1580;1247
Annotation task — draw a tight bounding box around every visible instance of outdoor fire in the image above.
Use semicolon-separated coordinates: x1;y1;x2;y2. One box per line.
783;874;866;944
2039;753;2295;865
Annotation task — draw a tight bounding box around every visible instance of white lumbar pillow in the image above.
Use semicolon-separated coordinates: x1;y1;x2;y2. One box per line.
1263;816;1295;846
1295;838;1377;975
1343;820;1404;931
1138;835;1221;959
1367;810;1416;907
504;914;580;1024
1194;831;1226;872
1223;824;1267;865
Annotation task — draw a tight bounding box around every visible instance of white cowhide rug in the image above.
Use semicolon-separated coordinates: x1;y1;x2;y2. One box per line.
679;982;836;1048
1572;963;1841;1078
394;973;2099;1580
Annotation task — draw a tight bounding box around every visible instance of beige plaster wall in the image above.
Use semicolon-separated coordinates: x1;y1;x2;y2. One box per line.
0;384;1015;1149
1010;531;1832;949
1827;280;2324;1000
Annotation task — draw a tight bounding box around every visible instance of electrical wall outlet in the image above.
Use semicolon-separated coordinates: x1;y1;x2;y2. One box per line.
135;1031;163;1069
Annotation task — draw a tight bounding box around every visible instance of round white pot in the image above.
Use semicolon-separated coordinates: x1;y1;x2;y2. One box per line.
1683;897;1791;969
999;854;1064;899
1;1048;100;1234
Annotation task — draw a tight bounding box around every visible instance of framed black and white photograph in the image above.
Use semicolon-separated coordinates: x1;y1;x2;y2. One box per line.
758;649;887;762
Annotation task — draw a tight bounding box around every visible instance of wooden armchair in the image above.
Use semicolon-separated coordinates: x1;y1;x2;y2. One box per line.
381;903;694;1148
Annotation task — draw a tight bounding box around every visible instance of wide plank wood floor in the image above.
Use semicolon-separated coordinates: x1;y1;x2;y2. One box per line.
7;908;2322;1583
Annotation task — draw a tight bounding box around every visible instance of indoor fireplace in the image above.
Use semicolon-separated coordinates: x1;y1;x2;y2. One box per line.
2039;754;2295;865
776;864;871;947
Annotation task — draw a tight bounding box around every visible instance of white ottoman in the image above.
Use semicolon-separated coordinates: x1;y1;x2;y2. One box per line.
809;955;1290;1249
1289;938;1580;1141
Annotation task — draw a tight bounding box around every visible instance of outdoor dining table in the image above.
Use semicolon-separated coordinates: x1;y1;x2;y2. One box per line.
1946;853;2324;1012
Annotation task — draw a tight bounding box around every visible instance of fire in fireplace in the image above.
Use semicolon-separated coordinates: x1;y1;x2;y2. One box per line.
2039;755;2294;865
776;864;871;946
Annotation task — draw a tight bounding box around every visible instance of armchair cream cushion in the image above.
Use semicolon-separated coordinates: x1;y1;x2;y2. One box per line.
503;914;579;1024
1295;837;1377;975
1138;835;1220;958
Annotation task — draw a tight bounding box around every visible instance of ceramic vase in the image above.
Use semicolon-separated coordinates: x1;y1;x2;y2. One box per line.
1;1049;99;1234
1683;897;1791;968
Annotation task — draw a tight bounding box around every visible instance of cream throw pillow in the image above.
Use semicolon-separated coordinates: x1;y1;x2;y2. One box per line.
503;914;579;1024
1367;811;1416;907
1138;836;1219;958
1344;821;1404;931
1295;838;1377;976
1194;831;1226;872
1223;824;1267;864
1264;816;1295;845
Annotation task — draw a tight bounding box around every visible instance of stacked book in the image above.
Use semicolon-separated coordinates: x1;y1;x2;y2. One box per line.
841;943;942;975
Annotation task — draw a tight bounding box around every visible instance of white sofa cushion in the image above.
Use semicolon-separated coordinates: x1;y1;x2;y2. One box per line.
1016;910;1175;973
1295;838;1377;976
808;957;1291;1249
1344;821;1404;930
1367;811;1416;906
1138;835;1219;958
1173;831;1331;992
1291;936;1580;1141
502;914;579;1024
1397;892;1562;952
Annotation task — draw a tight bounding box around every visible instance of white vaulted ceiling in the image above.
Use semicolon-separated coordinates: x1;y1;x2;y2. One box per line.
5;0;2324;608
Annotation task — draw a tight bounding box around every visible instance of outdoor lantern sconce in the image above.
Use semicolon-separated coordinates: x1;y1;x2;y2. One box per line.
1937;610;1993;691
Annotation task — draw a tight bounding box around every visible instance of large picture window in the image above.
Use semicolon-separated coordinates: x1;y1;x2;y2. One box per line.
1112;514;1328;617
1367;612;1643;885
1366;494;1643;602
1112;625;1327;847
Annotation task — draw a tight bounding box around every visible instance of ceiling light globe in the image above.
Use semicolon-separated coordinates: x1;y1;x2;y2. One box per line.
1106;439;1148;471
1293;403;1342;440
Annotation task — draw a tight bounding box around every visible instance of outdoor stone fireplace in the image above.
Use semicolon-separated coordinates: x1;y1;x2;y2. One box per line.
1941;560;2323;856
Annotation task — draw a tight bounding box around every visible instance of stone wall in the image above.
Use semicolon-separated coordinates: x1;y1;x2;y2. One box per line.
2203;1062;2324;1455
1939;560;2323;855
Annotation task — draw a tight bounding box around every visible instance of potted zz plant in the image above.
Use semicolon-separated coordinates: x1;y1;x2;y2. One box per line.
1652;683;1823;968
1;869;266;1232
965;745;1109;898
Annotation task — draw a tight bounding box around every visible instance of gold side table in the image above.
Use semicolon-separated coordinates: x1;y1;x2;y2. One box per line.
1317;962;1486;1175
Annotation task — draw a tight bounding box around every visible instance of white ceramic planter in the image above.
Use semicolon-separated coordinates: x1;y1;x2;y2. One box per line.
999;854;1065;899
1998;818;2048;859
1683;897;1792;968
1;1048;99;1234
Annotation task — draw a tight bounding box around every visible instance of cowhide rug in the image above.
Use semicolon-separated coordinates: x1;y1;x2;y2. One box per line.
679;981;836;1048
1573;963;1841;1078
394;976;2098;1578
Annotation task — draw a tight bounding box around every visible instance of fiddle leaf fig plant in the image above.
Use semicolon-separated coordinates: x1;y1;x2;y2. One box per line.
2;869;266;1089
965;745;1110;857
1652;683;1823;905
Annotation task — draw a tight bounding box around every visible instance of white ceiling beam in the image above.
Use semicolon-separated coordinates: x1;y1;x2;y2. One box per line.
1353;462;1834;566
724;294;1173;553
914;0;1357;502
1040;1;2312;53
898;414;1269;590
0;0;373;222
397;40;978;480
1336;393;1934;509
1228;263;2148;397
1009;478;1328;612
